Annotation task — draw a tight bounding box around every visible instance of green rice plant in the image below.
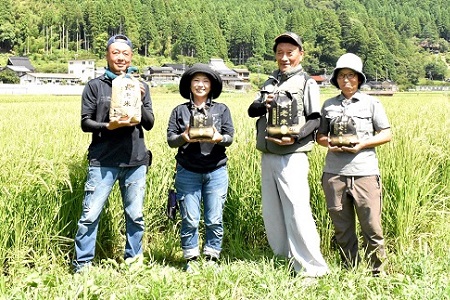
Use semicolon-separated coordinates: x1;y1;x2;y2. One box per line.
0;92;449;299
308;146;336;255
220;94;268;256
379;93;450;251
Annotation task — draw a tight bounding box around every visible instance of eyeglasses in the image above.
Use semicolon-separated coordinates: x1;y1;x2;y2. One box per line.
337;73;357;80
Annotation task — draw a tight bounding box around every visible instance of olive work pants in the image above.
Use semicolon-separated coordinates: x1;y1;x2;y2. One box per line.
321;173;386;273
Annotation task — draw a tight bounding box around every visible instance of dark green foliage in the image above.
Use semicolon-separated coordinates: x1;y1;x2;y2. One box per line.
0;0;448;85
424;59;448;80
0;68;19;83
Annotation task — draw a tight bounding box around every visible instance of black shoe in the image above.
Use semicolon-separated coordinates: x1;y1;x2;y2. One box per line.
204;255;218;262
183;257;199;273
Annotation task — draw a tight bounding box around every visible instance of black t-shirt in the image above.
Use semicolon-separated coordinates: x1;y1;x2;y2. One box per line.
81;75;154;167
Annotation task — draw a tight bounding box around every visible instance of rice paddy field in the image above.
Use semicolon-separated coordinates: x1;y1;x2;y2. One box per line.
0;90;449;299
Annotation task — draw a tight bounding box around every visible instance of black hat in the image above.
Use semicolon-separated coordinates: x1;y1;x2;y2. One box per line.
273;32;303;52
179;63;223;99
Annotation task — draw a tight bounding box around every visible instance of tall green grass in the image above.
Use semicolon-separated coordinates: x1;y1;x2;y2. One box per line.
378;93;450;271
0;91;449;299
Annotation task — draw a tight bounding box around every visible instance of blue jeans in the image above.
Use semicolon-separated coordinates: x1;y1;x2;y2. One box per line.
73;165;147;271
175;165;228;259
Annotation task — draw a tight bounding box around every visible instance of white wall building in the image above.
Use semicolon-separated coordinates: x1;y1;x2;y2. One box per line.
68;59;95;83
20;73;81;85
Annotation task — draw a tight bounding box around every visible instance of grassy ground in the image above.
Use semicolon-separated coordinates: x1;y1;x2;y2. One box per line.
0;91;449;299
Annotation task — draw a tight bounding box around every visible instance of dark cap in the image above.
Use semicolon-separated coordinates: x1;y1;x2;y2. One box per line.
273;32;303;52
106;34;133;50
179;63;223;99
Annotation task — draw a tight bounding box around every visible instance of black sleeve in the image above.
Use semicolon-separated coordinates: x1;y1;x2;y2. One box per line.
80;81;106;132
296;112;320;141
167;106;187;148
248;100;267;118
140;83;155;131
81;117;107;132
217;104;234;147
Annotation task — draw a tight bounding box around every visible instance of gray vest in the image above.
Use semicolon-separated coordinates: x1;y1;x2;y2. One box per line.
256;72;314;154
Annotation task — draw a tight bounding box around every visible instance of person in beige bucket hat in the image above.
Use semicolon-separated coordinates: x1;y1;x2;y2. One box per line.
330;53;367;89
317;53;392;276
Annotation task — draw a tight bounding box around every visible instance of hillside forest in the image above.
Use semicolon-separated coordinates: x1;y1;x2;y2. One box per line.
0;0;449;88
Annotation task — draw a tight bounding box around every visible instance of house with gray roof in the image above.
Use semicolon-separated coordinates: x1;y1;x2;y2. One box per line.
7;56;35;73
208;58;245;87
162;63;187;77
144;66;179;85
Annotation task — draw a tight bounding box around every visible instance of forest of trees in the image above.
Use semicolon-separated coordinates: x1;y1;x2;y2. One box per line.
0;0;449;87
